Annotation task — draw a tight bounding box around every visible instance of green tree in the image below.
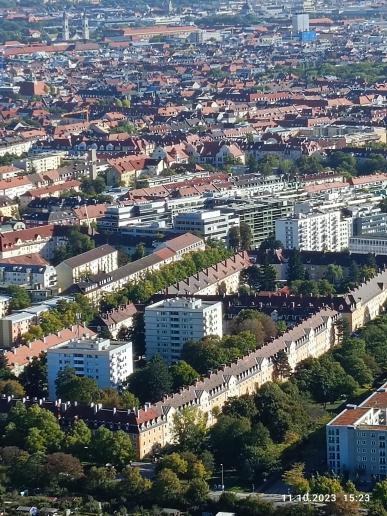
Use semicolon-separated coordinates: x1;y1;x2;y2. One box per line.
173;407;208;453
121;465;152;499
230;309;277;346
287;250;305;282
292;356;358;405
0;379;24;397
240;222;252;250
55;367;99;404
160;453;188;477
282;463;310;494
372;479;387;509
257;264;277;291
65;420;92;458
132;242;146;260
127;355;172;404
7;285;31;311
5;402;64;453
185;477;209;507
310;474;342;494
52;227;94;266
152;468;183;506
223;395;258;420
209;415;251;466
272;350;292;380
19;353;47;397
228;226;240;250
324;264;344;286
170;361;198;390
90;426;135;467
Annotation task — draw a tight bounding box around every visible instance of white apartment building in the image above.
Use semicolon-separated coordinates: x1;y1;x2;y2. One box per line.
326;383;387;480
56;244;118;291
0;263;57;289
15;153;63;174
275;208;351;252
47;337;133;399
173;210;240;242
144;297;223;364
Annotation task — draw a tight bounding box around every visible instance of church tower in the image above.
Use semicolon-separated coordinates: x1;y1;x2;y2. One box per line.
82;12;90;40
63;11;70;41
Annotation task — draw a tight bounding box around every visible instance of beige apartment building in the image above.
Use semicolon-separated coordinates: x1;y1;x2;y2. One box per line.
56;244;118;291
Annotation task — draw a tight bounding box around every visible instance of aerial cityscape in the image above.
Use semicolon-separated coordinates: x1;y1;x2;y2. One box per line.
0;0;386;514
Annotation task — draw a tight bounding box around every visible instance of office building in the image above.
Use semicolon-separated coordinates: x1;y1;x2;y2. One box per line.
47;337;133;399
173;210;240;242
349;234;387;256
326;383;387;480
221;199;293;248
145;297;223;364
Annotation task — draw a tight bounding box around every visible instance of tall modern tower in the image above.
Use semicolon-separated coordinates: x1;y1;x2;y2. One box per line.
82;12;90;40
63;11;70;41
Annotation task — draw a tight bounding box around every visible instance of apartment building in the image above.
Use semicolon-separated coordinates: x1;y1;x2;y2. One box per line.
47;337;133;399
0;263;57;289
56;244;118;291
162;251;251;296
5;325;96;376
14;153;63;174
275;208;351;252
0;311;36;347
145;298;223;364
0;177;34;199
219;199;293;248
0;136;34;157
173;210;240;242
0;225;68;260
0;295;10;318
94;303;137;339
153;233;205;259
326;383;387;480
71;233;206;303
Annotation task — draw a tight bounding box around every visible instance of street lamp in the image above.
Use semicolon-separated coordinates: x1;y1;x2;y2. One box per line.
220;463;224;491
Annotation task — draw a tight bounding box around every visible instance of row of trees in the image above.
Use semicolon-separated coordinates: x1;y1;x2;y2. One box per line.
181;310;277;375
228;222;253;251
21;296;96;345
287;250;377;294
101;242;232;307
246;150;387;178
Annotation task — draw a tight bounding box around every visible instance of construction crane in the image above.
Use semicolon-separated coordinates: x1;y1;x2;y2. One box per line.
61;108;89;122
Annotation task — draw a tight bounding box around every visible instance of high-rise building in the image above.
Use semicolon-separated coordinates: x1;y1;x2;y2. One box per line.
292;12;310;33
145;297;223;364
47;337;133;399
63;11;70;41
